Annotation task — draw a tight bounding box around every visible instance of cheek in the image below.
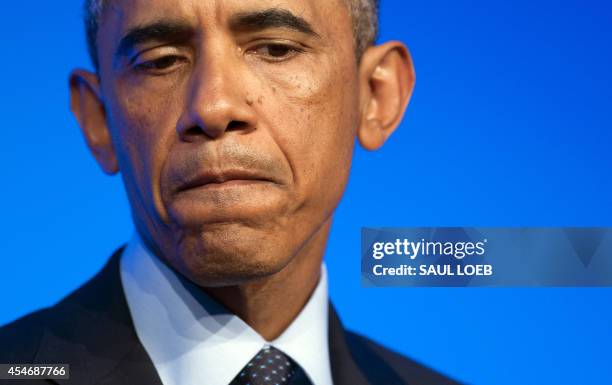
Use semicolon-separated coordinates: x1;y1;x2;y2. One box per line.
106;80;184;221
255;56;360;205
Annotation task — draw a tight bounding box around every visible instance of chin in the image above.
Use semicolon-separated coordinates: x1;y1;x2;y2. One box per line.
170;222;294;287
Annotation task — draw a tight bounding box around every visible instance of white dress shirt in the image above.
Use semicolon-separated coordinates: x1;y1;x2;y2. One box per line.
120;232;333;385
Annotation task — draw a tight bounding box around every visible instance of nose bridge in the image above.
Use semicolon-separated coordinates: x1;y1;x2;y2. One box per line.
190;38;240;115
179;35;253;139
192;40;235;103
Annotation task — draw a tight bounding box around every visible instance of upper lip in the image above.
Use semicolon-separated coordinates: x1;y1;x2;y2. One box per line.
177;169;274;192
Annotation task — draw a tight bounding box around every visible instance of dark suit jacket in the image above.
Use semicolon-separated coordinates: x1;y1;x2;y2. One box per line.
0;247;461;385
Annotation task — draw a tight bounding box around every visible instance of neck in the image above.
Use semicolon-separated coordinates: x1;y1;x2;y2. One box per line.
203;220;331;341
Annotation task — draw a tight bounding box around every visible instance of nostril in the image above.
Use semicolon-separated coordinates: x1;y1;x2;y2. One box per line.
178;120;253;141
183;125;205;137
226;120;249;132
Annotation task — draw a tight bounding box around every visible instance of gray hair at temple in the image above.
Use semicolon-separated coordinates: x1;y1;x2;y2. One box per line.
83;0;379;70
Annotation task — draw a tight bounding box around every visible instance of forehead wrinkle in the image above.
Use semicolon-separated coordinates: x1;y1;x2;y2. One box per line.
97;0;352;36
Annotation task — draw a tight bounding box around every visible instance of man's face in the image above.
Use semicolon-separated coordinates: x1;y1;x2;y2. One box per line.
95;0;360;285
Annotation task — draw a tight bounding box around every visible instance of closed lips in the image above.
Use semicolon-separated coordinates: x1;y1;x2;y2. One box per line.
177;169;276;192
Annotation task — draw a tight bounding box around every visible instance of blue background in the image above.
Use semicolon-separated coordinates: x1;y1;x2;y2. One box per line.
1;1;611;384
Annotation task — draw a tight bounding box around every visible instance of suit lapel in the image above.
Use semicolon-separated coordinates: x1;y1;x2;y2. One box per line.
328;303;407;385
328;304;371;385
32;247;163;385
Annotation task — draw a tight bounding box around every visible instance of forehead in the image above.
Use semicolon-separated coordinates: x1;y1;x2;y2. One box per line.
100;0;351;36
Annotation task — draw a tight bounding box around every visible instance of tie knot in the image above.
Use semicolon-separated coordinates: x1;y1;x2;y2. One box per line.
229;345;312;385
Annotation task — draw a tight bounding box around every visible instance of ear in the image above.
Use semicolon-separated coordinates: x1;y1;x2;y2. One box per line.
357;41;415;150
69;69;119;174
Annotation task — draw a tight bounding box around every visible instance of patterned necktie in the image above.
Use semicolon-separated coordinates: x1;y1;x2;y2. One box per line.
229;345;314;385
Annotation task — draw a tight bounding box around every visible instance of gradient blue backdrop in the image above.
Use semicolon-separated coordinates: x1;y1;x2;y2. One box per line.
1;1;611;384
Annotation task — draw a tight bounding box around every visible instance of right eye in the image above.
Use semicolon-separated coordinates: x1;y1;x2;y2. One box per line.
133;55;188;73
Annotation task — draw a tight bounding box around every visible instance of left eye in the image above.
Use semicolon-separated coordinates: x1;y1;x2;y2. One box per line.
252;44;302;60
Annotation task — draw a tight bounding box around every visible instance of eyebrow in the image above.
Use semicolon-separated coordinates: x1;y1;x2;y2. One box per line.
115;20;194;60
228;8;320;37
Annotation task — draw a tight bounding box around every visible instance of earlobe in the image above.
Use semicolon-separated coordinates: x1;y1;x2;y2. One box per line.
69;69;119;175
358;118;385;151
357;41;416;151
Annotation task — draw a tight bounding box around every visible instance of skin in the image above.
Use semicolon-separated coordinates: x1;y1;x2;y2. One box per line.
70;0;415;340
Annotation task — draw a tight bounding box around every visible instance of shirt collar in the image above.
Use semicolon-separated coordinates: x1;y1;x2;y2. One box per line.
120;231;333;385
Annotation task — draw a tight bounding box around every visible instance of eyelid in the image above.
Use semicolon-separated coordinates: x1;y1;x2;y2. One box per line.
245;39;307;57
128;45;186;66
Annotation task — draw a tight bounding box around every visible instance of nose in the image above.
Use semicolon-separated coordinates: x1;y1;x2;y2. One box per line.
176;47;257;141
